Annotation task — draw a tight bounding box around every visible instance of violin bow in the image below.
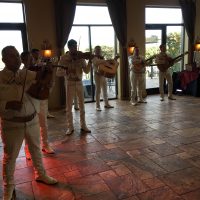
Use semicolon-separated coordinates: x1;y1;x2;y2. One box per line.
20;67;28;103
77;36;81;51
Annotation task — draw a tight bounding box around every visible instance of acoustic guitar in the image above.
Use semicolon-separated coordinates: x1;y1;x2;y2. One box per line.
157;51;188;72
97;55;120;78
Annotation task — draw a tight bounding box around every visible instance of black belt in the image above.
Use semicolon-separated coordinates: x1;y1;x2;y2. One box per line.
3;112;36;123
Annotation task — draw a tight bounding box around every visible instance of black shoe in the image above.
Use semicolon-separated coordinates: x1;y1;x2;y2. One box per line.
168;96;176;100
80;127;91;133
104;104;114;108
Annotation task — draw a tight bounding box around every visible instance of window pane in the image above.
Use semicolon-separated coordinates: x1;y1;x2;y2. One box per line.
0;3;24;23
145;30;161;89
73;6;112;25
167;26;185;72
0;31;23;70
145;8;182;24
91;26;117;98
65;26;89;52
91;26;115;58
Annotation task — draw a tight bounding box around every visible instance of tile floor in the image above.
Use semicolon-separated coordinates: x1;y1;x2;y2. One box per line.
1;94;200;200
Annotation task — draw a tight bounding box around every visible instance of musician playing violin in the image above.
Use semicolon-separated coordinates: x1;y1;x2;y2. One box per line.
155;44;176;101
0;46;58;200
57;39;91;135
20;51;55;158
91;45;116;111
128;46;147;106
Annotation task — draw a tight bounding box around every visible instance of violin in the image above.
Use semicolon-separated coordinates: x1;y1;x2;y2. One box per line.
70;51;93;60
26;63;66;100
27;64;54;100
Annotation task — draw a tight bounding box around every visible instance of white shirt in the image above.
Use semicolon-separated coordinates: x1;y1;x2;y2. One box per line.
0;67;40;119
128;55;145;73
57;52;91;80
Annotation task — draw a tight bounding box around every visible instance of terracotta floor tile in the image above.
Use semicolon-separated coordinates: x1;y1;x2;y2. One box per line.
159;167;200;194
181;189;200;200
137;186;183;200
104;173;149;199
67;174;109;199
151;154;192;172
79;191;117;200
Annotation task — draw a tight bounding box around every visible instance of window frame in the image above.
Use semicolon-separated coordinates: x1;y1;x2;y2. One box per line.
69;4;119;102
0;1;28;51
145;6;186;71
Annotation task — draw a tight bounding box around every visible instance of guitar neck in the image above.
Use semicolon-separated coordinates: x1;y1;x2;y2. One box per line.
172;52;188;63
145;55;155;63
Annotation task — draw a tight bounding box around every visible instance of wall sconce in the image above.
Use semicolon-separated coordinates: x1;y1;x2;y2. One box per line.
194;36;200;67
195;36;200;51
128;39;136;55
43;49;52;58
41;40;52;59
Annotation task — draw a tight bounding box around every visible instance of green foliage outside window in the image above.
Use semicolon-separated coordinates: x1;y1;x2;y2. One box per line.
145;32;181;72
85;45;114;60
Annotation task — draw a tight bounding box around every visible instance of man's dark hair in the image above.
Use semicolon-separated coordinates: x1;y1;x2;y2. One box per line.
31;48;39;53
20;51;30;62
1;45;15;58
159;44;165;49
67;39;77;48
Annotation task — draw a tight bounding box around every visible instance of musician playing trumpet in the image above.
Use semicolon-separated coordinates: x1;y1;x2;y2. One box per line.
128;47;147;106
155;44;176;101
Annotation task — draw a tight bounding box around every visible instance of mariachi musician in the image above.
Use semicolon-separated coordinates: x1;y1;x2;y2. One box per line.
0;46;57;200
91;45;118;111
57;39;91;135
128;46;148;106
20;51;55;159
155;44;176;101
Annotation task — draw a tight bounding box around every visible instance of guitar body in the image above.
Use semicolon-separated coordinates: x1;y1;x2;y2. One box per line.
97;60;118;78
157;64;170;72
157;51;188;72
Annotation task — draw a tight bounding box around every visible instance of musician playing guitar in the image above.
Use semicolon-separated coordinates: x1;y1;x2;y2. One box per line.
91;45;118;111
155;44;176;101
128;46;150;106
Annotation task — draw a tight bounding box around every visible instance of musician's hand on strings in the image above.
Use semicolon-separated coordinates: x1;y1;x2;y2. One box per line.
114;54;120;61
6;101;23;111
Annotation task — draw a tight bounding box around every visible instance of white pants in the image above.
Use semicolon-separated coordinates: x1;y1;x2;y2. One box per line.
1;116;46;186
65;80;86;130
94;74;109;108
38;100;49;148
130;71;144;102
159;69;173;98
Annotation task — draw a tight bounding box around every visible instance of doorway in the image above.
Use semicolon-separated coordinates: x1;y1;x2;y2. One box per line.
145;7;186;94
